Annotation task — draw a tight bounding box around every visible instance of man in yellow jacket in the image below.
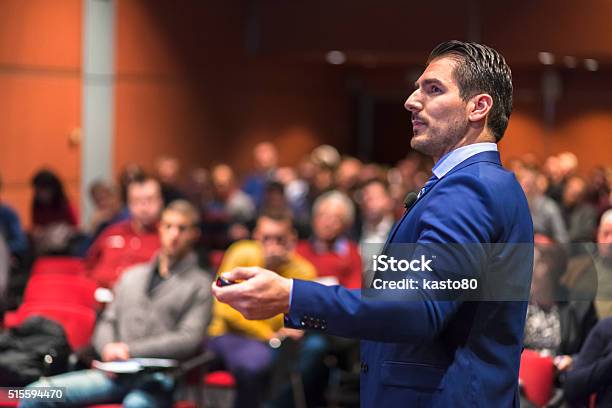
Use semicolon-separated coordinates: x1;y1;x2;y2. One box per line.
208;211;315;408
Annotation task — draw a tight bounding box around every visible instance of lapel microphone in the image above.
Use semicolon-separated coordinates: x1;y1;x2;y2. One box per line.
403;192;418;210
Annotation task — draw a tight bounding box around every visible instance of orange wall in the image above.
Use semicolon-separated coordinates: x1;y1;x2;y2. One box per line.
114;1;351;177
0;0;82;228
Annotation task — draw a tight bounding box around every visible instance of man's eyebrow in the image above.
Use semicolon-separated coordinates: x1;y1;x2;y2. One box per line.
414;78;444;89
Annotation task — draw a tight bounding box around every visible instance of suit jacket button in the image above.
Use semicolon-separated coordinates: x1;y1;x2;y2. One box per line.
361;362;368;373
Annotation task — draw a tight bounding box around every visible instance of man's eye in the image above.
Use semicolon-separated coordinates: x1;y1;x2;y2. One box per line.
431;85;442;93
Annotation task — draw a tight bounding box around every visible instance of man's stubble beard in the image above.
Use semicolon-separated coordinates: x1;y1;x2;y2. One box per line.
410;117;469;159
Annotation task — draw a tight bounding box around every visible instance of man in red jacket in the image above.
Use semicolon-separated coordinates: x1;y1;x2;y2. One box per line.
85;175;163;288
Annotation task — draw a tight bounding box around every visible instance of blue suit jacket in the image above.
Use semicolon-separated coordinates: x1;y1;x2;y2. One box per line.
285;151;534;407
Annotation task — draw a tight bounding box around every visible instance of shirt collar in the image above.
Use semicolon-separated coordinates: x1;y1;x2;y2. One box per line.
432;142;498;179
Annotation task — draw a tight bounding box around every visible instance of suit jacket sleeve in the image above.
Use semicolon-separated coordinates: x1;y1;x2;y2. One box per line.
285;174;495;342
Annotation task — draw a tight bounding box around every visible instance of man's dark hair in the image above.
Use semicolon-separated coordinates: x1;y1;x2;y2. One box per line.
428;40;513;141
258;209;294;229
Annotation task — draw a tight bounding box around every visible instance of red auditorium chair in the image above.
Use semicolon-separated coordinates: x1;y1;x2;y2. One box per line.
4;303;96;350
21;274;99;310
30;257;85;277
519;349;554;407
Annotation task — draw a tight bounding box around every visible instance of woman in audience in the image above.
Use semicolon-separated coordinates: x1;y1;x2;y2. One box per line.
30;169;79;255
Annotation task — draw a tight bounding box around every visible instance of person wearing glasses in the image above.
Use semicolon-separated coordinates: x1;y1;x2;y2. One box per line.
207;211;315;408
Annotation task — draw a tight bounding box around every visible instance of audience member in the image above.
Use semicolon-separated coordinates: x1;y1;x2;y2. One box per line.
156;156;186;205
561;176;598;243
30;169;79;255
275;166;310;235
242;141;279;208
21;200;212;408
184;167;212;210
118;163;146;207
202;164;255;249
85;175;163;288
296;191;361;289
359;179;395;247
208;211;315;408
524;242;597;369
586;166;612;217
518;165;569;243
335;157;363;199
88;180;127;240
563;210;612;319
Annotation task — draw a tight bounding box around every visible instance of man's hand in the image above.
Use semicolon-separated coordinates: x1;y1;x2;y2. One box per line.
212;267;292;320
553;355;573;371
275;327;305;341
101;342;130;362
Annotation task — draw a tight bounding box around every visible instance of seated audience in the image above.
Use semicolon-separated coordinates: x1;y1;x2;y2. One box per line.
20;200;213;408
156;156;187;205
518;165;569;243
524;241;597;371
202;164;255;249
30;169;79;255
563;210;612;319
296;191;361;289
88;180;128;240
208;211;316;408
561;176;598;243
85;175;163;288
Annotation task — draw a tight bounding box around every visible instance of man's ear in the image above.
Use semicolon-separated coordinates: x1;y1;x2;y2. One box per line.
468;94;493;123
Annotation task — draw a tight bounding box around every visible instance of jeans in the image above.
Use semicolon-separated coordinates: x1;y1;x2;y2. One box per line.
18;369;175;408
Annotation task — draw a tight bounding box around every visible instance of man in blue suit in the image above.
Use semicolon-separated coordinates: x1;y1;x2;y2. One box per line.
213;40;534;407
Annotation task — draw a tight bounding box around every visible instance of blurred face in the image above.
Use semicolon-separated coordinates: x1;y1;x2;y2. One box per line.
405;57;470;160
313;201;347;242
253;217;295;269
598;219;612;259
159;210;199;259
212;166;234;200
128;180;163;229
157;158;180;184
361;183;392;223
518;169;540;197
336;160;362;191
254;143;278;170
562;177;585;207
92;186;120;211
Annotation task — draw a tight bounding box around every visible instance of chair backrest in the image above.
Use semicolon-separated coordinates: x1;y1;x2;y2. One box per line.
519;349;554;407
31;257;85;277
23;274;98;310
13;303;96;350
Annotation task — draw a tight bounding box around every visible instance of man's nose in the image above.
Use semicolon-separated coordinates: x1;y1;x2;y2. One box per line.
404;90;422;113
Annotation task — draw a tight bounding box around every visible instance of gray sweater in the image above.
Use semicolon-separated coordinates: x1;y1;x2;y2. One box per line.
92;252;213;361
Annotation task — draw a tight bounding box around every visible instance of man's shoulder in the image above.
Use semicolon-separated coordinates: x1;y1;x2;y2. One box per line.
98;219;133;236
119;261;152;281
225;240;262;257
285;252;317;280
